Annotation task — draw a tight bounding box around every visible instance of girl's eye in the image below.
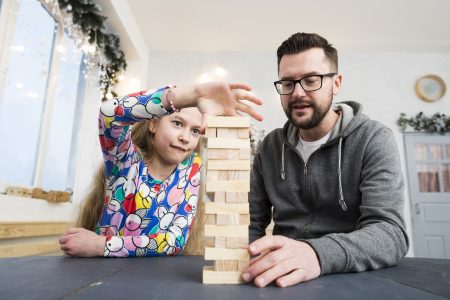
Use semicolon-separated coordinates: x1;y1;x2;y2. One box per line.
173;120;182;127
192;128;200;135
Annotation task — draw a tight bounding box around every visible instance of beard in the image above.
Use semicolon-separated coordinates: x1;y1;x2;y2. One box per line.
283;90;333;129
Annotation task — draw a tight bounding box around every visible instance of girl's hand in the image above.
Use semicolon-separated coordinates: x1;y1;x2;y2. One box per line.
171;82;264;132
59;227;106;257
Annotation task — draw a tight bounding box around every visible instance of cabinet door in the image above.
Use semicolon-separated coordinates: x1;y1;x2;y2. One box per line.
404;133;450;258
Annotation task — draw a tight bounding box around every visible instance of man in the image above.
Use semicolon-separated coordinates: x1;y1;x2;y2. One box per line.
243;32;408;288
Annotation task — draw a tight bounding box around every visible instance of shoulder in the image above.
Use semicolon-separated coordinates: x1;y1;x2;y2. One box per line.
177;152;202;175
260;128;284;147
363;119;395;141
191;152;202;166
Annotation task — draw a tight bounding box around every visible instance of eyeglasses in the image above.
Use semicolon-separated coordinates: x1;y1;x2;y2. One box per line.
274;73;337;95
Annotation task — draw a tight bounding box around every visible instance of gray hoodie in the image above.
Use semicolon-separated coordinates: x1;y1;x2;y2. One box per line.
249;101;409;275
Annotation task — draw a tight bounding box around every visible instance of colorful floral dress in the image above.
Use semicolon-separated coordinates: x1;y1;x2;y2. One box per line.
96;87;201;257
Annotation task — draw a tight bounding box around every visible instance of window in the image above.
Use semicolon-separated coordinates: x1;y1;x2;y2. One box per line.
0;0;85;192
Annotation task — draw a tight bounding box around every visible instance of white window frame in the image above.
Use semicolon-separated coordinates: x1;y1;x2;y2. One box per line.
0;0;85;191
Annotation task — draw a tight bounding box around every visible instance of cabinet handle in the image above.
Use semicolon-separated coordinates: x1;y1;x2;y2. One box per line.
415;203;421;214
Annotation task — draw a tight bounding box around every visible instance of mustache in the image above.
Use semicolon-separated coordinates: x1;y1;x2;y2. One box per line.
288;100;315;109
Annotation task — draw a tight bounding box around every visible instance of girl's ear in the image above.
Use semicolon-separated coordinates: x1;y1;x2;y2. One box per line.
148;120;157;134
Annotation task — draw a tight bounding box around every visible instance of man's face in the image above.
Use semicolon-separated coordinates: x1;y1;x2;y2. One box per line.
278;48;341;129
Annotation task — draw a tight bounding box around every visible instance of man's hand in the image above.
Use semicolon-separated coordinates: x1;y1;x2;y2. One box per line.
59;228;106;257
242;235;321;287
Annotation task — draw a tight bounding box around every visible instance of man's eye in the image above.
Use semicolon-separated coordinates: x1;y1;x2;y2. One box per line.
282;81;293;87
304;77;319;84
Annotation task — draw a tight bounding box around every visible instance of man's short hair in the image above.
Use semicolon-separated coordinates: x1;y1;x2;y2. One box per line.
277;32;338;72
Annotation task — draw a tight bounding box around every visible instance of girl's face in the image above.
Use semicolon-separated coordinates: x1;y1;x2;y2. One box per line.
149;107;202;167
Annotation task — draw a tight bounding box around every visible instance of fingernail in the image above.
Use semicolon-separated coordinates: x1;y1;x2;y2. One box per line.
249;246;256;253
256;277;265;287
242;273;251;282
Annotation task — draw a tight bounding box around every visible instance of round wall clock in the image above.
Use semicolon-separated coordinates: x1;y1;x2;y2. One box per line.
415;74;446;102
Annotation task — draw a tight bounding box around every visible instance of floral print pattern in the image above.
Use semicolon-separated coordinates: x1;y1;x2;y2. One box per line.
96;87;201;257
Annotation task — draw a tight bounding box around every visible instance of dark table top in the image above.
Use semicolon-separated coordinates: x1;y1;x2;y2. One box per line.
0;256;449;300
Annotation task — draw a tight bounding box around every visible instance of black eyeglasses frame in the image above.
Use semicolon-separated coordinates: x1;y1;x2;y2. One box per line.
274;73;337;95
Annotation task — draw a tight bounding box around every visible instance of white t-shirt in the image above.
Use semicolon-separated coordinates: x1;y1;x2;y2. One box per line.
296;131;332;163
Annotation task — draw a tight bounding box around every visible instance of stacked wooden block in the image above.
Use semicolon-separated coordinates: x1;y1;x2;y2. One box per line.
202;116;251;284
5;186;71;202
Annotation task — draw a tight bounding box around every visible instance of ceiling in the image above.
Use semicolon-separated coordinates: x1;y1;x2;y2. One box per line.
119;0;450;54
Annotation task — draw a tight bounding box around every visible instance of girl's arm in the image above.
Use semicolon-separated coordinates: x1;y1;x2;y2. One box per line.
99;83;263;177
99;87;171;178
59;156;202;258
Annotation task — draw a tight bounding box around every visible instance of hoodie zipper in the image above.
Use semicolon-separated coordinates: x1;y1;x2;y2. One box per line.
282;143;311;239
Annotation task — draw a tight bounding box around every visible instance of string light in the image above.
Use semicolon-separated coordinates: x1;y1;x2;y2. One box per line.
214;66;226;77
56;44;66;53
199;72;211;83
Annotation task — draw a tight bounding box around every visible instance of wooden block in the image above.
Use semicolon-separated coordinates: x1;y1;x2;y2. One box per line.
203;266;243;284
213;191;226;202
207;170;249;181
31;188;71;202
214;213;240;225
239;214;250;225
206;180;249;192
205;127;217;138
207;149;240;160
208;138;250;149
206;170;219;180
228;214;240;225
5;186;33;198
205;214;216;225
204;237;215;247
204;225;248;238
204;247;250;260
225;192;249;203
205;202;249;215
207;160;250;171
238;128;249;139
226;237;249;248
206;116;250;128
214;260;238;271
217;128;238;138
214;236;226;248
216;214;230;225
239;149;251;159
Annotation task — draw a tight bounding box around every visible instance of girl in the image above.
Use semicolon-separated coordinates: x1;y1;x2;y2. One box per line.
59;82;263;257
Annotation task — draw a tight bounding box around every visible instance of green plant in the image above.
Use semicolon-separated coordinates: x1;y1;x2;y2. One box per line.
397;112;450;133
57;0;127;100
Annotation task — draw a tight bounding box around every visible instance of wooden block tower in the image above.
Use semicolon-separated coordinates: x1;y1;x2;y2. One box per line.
202;116;251;284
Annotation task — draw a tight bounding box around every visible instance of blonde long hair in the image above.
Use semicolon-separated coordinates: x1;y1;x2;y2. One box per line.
76;118;205;251
77;120;154;230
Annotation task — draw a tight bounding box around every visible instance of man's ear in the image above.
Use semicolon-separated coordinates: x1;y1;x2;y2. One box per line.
148;120;157;134
333;74;343;96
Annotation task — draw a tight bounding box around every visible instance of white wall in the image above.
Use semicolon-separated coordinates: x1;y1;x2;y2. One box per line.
147;49;450;256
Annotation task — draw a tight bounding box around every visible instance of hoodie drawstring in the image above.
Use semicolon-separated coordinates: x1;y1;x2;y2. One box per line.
338;136;347;211
281;142;286;180
281;137;347;211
